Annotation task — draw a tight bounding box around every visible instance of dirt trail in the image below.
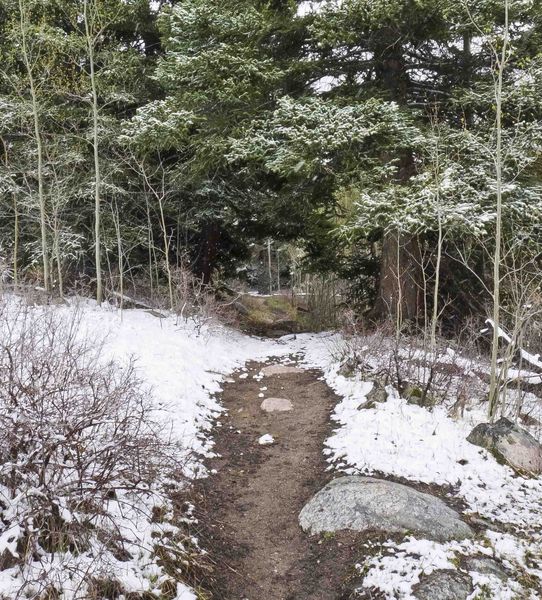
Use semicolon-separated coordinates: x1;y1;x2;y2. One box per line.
195;358;362;600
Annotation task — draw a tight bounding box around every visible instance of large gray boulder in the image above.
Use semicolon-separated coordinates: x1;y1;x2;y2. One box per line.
413;570;473;600
467;417;542;475
299;477;473;542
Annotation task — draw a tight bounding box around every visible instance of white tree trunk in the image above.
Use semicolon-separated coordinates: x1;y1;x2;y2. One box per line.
488;0;509;419
19;0;49;291
84;0;102;304
430;119;443;354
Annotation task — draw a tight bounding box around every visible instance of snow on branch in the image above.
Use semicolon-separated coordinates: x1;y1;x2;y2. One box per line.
485;318;542;374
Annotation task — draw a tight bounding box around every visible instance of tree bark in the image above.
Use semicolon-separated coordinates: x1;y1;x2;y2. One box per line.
372;38;422;322
20;0;50;292
373;150;422;322
197;222;220;285
373;231;422;322
84;0;102;304
488;0;509;419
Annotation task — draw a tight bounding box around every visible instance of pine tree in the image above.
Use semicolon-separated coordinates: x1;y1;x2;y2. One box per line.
123;0;295;282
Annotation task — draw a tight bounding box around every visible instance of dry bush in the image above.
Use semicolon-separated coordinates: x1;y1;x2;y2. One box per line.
294;274;346;331
169;263;239;331
0;300;197;598
106;260;239;332
334;312;487;410
0;255;12;287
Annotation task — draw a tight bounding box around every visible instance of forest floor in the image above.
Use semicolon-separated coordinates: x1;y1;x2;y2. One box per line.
3;299;538;599
194;357;363;600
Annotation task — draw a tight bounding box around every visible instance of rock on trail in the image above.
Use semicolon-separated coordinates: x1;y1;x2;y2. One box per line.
260;364;305;376
260;397;294;412
299;476;473;542
196;359;361;600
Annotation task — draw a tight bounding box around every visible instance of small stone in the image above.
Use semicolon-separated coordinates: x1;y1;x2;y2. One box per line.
261;365;304;376
405;384;434;407
365;380;388;404
258;434;275;445
261;397;294;412
463;556;508;581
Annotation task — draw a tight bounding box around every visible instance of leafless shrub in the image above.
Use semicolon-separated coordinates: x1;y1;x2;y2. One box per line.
294;274;346;331
0;300;195;598
169;262;239;332
106;260;239;333
0;255;12;287
333;312;487;410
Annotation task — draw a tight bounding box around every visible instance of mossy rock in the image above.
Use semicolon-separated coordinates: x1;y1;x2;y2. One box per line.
235;294;311;337
366;380;388;404
404;385;435;408
467;417;542;475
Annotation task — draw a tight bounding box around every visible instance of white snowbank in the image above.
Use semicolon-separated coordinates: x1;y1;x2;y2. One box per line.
3;297;541;599
0;297;286;599
288;332;542;598
67;299;286;476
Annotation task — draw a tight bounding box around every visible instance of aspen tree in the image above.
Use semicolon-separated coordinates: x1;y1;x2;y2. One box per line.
83;0;103;304
488;0;510;419
18;0;50;291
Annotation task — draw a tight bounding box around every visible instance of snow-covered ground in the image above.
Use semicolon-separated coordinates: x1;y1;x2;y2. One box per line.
1;297;541;599
0;297;286;600
70;299;286;477
290;332;542;599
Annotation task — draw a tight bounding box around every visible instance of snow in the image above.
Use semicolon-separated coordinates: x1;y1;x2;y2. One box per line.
287;331;542;598
296;0;342;16
66;299;286;477
175;583;197;600
324;391;542;526
0;296;287;600
486;318;542;372
2;297;541;598
359;536;531;600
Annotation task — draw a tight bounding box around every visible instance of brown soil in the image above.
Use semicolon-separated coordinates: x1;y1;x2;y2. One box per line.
194;359;364;600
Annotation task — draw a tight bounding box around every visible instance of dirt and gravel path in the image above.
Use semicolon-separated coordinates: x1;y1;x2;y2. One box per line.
194;357;363;600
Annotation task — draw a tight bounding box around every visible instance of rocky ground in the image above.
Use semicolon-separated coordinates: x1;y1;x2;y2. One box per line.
192;348;542;599
194;359;364;599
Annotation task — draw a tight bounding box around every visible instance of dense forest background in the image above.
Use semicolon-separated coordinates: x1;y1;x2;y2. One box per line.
1;0;541;328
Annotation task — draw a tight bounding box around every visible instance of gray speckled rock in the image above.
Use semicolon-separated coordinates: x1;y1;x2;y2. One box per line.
261;397;293;412
413;570;473;600
365;380;388;404
261;364;305;376
299;477;473;542
467;417;542;474
463;556;508;581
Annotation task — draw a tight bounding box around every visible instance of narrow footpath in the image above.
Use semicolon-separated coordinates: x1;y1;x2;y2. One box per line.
195;358;364;600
